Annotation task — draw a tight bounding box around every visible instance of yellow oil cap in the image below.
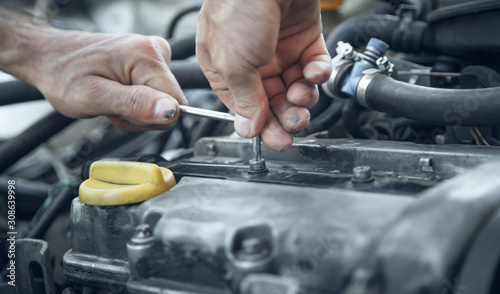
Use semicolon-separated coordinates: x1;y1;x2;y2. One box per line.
321;0;342;10
79;160;176;206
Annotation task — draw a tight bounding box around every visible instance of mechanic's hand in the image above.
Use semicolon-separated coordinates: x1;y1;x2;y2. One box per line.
196;0;332;151
16;29;187;131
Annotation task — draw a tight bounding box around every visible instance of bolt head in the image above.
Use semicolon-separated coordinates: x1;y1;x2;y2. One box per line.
130;224;154;245
248;159;268;174
242;238;263;255
236;237;270;262
352;166;373;183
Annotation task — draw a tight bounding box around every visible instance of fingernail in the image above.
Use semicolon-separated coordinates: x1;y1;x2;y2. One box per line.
291;111;310;132
306;62;330;81
235;114;251;137
306;71;322;80
154;98;177;120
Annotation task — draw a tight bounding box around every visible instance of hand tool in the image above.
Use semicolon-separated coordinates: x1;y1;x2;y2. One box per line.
179;105;267;173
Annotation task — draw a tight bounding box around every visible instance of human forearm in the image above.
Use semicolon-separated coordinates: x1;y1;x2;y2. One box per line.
0;7;58;84
0;6;186;131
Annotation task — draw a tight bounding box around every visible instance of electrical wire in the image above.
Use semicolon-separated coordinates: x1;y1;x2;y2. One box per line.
474;127;490;146
25;178;80;239
470;127;481;145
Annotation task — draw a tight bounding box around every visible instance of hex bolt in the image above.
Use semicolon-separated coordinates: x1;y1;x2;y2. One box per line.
236;237;270;261
376;56;394;75
352;166;374;183
136;224;152;238
242;238;263;255
248;136;268;174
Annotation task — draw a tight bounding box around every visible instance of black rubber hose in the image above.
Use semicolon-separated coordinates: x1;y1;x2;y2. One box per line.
0;176;50;219
362;75;500;126
25;186;75;239
326;14;389;54
0;111;75;175
381;0;427;19
401;0;425;18
165;1;203;39
170;34;196;60
0;176;50;200
170;60;210;89
297;100;344;136
427;0;500;23
342;98;368;139
0;80;45;107
325;13;427;55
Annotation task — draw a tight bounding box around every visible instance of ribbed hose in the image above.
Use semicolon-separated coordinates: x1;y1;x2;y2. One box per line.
396;0;426;19
325;13;427;56
361;75;500;126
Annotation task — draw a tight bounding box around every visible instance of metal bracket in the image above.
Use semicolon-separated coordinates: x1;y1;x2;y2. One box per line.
16;239;56;294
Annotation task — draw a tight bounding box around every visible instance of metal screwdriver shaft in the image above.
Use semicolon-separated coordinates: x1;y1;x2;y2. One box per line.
249;135;267;173
179;105;235;122
252;135;261;161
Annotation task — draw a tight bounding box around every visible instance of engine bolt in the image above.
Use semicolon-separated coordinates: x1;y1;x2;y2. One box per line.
242;238;263;255
352;166;374;183
236;237;270;261
131;224;154;245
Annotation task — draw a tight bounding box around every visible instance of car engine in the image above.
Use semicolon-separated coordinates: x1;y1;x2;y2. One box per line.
1;0;500;294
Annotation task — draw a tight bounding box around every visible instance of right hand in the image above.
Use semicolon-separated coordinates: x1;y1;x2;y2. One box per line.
196;0;332;151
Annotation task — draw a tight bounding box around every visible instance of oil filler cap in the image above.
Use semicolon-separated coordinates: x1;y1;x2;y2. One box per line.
79;160;175;206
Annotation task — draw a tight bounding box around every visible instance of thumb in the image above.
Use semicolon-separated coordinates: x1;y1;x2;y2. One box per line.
92;79;180;125
225;69;269;138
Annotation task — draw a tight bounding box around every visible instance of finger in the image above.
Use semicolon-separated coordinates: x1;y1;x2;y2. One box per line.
269;97;310;133
196;44;237;112
261;111;293;152
264;76;310;133
301;34;332;84
148;36;172;66
287;81;319;108
281;64;319;108
107;115;174;132
217;60;269;138
130;37;188;106
82;77;180;126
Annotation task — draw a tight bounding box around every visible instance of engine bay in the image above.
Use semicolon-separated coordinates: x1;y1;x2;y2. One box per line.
1;0;500;294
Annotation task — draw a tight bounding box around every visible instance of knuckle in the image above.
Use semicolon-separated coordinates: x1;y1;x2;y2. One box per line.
126;87;149;116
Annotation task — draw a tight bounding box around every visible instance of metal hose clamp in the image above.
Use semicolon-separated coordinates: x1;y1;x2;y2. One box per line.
356;70;382;108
